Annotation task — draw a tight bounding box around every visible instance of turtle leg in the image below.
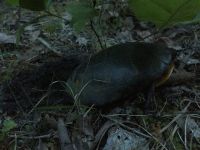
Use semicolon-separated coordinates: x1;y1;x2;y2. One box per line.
144;83;156;114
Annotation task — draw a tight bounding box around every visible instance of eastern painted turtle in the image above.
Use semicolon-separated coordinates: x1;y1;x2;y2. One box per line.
67;42;175;106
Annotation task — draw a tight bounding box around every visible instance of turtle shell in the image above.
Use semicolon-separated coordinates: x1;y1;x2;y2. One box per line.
67;42;174;106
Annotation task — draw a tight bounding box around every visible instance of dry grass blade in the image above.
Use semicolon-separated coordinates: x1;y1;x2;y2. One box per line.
57;118;74;150
160;101;192;134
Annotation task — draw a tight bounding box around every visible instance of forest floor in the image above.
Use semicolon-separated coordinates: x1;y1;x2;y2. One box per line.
0;1;200;150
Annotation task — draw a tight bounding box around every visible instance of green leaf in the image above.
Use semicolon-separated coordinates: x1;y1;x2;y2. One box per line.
5;0;19;6
128;0;200;28
19;0;51;11
66;1;96;31
1;119;17;133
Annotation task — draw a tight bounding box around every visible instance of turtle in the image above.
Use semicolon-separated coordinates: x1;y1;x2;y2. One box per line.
66;42;175;107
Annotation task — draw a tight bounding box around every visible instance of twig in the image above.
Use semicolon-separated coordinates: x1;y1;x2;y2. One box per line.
90;20;104;49
45;10;70;22
9;133;52;139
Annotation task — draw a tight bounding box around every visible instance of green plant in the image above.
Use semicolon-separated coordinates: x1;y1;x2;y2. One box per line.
0;119;17;142
6;0;51;11
65;0;97;31
128;0;200;29
5;0;19;6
